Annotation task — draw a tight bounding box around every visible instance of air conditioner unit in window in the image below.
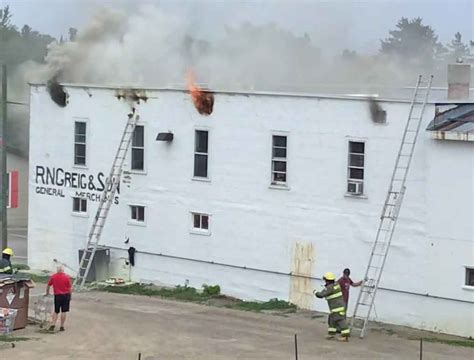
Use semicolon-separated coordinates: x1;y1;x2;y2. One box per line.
348;181;363;195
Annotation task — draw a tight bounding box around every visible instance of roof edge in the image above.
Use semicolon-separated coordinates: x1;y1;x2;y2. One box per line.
29;82;474;104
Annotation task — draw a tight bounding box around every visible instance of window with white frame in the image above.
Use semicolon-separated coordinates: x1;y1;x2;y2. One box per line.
271;135;287;185
74;121;87;166
131;125;145;171
130;205;145;223
347;141;365;195
72;197;87;213
465;267;474;287
192;212;209;231
194;130;208;178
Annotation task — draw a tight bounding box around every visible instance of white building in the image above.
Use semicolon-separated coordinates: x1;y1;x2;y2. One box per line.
28;76;473;337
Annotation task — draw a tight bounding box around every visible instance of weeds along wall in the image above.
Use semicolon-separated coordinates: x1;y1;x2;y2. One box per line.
28;84;474;337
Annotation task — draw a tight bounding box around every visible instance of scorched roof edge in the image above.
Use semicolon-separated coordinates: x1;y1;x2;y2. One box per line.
29;82;474;105
28;82;415;104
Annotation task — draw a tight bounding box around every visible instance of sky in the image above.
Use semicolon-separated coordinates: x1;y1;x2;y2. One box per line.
2;0;473;55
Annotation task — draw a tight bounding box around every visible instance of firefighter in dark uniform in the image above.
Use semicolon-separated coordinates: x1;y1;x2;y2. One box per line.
314;271;350;341
0;248;14;274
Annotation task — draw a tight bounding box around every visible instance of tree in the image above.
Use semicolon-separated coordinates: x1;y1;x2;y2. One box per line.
341;49;357;61
0;5;56;156
68;27;77;42
21;24;32;37
447;32;469;61
380;17;445;65
0;5;13;29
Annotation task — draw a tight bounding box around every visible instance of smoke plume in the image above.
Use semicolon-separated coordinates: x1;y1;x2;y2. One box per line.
30;4;444;93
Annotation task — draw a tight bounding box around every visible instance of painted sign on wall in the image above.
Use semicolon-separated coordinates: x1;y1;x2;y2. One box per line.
34;165;120;204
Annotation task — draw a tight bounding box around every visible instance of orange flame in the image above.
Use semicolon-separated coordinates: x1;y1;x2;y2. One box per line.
187;70;214;116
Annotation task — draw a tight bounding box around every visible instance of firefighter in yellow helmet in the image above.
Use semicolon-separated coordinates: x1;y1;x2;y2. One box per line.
314;271;350;341
0;248;14;275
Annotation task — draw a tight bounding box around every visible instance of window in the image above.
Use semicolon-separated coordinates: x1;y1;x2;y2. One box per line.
465;268;474;287
72;197;87;213
191;212;210;235
194;130;208;178
271;135;287;185
131;125;145;171
130;205;145;222
193;213;209;230
347;141;365;195
74;121;87;166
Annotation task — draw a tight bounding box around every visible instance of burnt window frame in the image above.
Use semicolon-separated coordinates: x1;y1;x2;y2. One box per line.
131;125;145;171
193;129;209;179
74;120;87;166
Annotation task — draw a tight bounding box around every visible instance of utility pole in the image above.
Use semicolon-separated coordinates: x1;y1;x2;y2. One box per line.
0;65;7;250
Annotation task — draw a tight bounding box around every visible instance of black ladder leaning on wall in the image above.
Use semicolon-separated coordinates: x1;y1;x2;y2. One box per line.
350;75;434;338
74;110;140;289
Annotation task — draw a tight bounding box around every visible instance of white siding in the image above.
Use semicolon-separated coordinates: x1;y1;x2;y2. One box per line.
28;85;474;337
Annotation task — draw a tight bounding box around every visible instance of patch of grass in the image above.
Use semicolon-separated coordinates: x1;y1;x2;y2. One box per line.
228;298;297;312
13;264;30;271
16;272;50;283
100;283;297;314
422;337;474;348
101;283;215;302
0;334;30;342
202;284;221;296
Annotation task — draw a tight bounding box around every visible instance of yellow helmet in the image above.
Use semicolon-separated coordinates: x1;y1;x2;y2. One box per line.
2;248;14;256
323;272;336;281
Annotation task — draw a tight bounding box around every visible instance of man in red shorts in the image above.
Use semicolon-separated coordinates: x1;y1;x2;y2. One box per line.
46;265;72;332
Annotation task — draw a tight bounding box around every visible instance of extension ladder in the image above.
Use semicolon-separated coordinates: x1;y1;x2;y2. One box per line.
350;75;433;338
74;110;140;289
